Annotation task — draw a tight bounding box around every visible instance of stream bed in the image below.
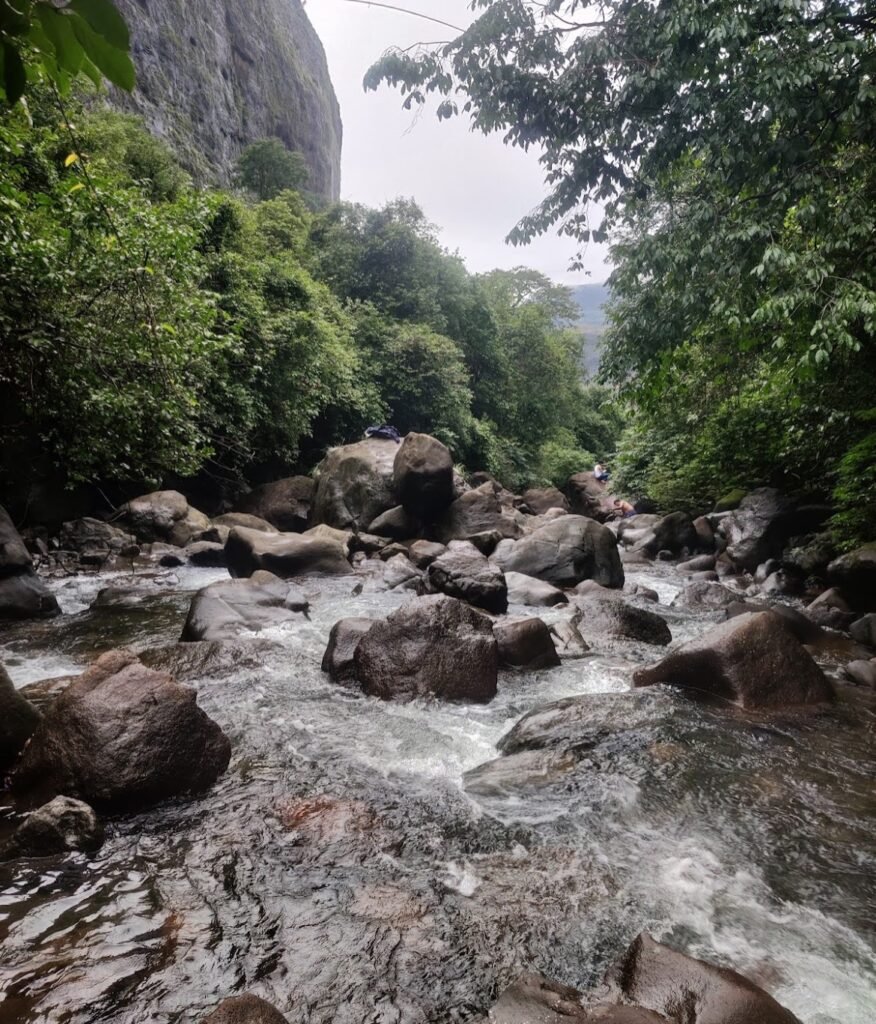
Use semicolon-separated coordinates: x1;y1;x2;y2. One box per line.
1;563;875;1024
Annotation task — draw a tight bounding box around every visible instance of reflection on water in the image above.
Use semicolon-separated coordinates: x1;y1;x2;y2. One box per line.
1;564;874;1023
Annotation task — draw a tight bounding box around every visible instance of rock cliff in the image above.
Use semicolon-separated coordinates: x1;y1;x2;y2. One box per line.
110;0;342;199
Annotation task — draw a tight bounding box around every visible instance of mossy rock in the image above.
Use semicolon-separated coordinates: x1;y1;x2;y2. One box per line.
714;487;748;512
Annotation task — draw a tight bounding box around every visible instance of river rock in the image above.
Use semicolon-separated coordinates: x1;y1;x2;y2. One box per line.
487;972;668;1023
693;515;715;552
573;593;671;646
408;540;447;569
1;796;104;859
604;931;802;1024
549;619;591;657
58;517;134;560
850;613;876;647
202;994;289;1024
672;581;740;610
181;576;309;641
234;477;314;532
116;490;211;546
13;650;231;809
782;532;835;579
495;515;623;589
635;511;698;559
805;587;855;630
311;438;398;530
322;618;376;685
142;639;284;681
827;543;876;611
1;663;42;774
381;553;422;590
439;482;521;545
495;618;561;670
678;554;716;574
226;525;351;578
565;472;614;521
723;601;823;644
185;541;228;567
505;571;568;607
392;432;454;521
521;487;570;515
617;515;662;547
367;505;422;540
723;488;830;572
354;595;498;702
0;505;60;620
214;512;278;534
843;659;876;687
633;611;835;709
424;546;508;614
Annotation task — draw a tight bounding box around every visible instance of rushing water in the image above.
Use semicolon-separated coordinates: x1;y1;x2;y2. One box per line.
1;562;874;1023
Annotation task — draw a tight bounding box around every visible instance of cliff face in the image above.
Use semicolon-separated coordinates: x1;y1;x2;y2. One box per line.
110;0;342;199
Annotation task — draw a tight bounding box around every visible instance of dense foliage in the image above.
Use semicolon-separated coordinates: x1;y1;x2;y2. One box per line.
0;91;612;509
368;0;876;545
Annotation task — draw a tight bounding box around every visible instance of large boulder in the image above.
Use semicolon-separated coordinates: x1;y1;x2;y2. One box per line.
225;525;351;579
505;571;568;608
827;543;876;611
0;505;60;620
1;663;42;774
439;483;521;545
487;973;667;1023
12;650;231;809
850;613;876;647
634;511;698;559
201;995;289;1024
723;488;830;572
367;505;422;540
311;438;398;530
213;512;277;534
58;517;135;561
495;618;561;670
392;432;454;521
321;618;376;685
234;477;314;532
573;593;671;646
521;487;570;515
407;540;447;569
633;611;835;709
181;576;309;642
604;932;802;1024
495;515;624;590
424;546;508;614
672;581;740;610
116;490;211;546
353;595;498;702
565;472;614;521
1;796;103;859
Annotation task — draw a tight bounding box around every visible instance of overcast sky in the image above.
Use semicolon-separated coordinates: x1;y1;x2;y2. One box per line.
305;0;611;285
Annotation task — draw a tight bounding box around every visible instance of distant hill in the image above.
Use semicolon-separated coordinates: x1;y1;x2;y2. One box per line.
571;282;610;378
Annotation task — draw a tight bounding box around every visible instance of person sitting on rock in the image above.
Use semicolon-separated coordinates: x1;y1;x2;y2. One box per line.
614;498;636;518
594;463;610;483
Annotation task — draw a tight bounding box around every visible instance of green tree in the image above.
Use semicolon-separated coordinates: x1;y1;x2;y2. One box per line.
0;0;134;104
235;137;309;201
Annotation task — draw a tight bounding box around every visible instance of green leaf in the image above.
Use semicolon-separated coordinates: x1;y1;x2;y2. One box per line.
69;0;129;48
36;7;86;74
2;41;25;104
70;13;134;90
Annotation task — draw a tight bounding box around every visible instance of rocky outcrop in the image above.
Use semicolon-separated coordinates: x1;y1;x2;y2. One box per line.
181;576;309;641
424;545;508;614
392;432;454;521
1;663;42;774
1;796;104;859
13;650;231;809
495;515;624;589
633;611;835;709
494;618;561;670
0;504;60;620
201;994;289;1024
226;525;351;578
110;0;341;199
353;595;498;702
312;439;398;531
234;478;313;533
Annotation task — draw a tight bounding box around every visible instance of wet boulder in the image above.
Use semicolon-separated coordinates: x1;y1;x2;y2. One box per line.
693;515;716;552
185;541;227;568
672;581;740;610
226;525;351;579
505;571;568;608
566;472;614;521
521;487;570;515
142;639;283;682
782;532;835;580
0;505;60;620
424;545;508;614
13;650;231;809
381;553;422;591
1;663;42;774
234;477;314;533
850;613;876;647
723;488;830;572
213;512;277;534
549;619;591;658
843;659;876;687
633;611;835;709
202;994;289;1024
439;482;521;545
487;972;668;1023
573;593;671;646
827;543;876;611
58;517;134;561
495;618;560;670
407;540;447;569
367;505;422;540
678;554;716;574
604;931;802;1024
181;576;309;642
392;432;454;521
495;515;624;590
311;438;398;530
322;618;376;685
723;601;823;645
635;511;698;559
617;514;662;547
354;595;498;702
805;587;855;631
116;490;211;546
1;796;103;859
